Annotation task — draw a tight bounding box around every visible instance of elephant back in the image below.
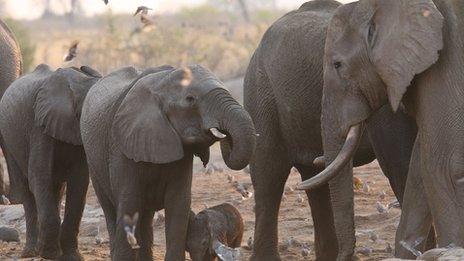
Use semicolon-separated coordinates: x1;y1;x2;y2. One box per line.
0;19;22;97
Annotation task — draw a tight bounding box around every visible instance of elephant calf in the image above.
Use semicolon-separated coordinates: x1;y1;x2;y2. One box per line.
0;64;101;260
187;203;244;261
80;65;255;260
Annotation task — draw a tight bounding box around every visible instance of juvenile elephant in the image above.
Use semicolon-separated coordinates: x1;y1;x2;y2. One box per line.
187;203;244;261
80;65;255;260
298;0;464;259
0;64;101;260
0;19;23;198
244;0;418;260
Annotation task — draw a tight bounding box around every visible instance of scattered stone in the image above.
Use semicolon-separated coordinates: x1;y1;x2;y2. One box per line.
419;247;464;260
379;191;386;200
0;226;19;242
376;201;389;214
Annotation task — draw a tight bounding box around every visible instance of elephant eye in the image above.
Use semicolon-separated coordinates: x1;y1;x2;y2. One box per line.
334;61;342;69
185;95;197;105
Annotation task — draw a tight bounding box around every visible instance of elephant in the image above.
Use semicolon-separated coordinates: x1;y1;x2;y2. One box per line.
80;65;255;260
0;19;23;199
0;64;101;260
244;0;418;260
187;203;244;261
298;0;464;259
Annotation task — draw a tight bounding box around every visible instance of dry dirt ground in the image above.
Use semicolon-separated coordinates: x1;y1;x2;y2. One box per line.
0;145;402;261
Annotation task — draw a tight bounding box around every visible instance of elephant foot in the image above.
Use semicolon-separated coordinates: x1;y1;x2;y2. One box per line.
39;243;61;259
21;246;38;258
250;253;281;261
57;251;84;261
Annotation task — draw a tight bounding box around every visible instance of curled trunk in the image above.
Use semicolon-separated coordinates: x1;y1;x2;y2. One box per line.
203;89;256;170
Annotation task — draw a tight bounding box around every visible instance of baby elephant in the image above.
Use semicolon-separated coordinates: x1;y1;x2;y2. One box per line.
187;203;244;261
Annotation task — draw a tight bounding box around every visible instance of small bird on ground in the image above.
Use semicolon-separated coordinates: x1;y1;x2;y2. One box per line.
362;181;371;193
227;174;235;183
357;246;373;256
233;181;253;200
1;195;10;205
385;242;393;254
64;40;79;62
369;231;378;243
297;193;305;204
379;191;386;200
353;176;363;190
301;246;311;257
376;201;389;214
246;236;253;250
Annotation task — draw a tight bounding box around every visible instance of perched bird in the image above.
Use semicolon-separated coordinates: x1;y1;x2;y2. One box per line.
376;201;389;214
123;212;140;249
301;246;311;257
286;237;301;248
64;40;79;62
134;6;152;16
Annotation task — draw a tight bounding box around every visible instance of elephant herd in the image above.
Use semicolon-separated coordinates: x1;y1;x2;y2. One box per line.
0;0;463;260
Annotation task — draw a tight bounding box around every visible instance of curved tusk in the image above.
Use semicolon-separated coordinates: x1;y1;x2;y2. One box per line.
313;156;325;168
297;124;363;191
210;128;227;139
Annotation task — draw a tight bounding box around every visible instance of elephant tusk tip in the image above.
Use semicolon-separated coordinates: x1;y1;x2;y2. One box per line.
209;128;227;139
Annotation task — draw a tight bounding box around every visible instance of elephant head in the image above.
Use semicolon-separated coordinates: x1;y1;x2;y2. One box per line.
186;210;240;261
112;65;255;170
297;0;444;258
34;65;101;145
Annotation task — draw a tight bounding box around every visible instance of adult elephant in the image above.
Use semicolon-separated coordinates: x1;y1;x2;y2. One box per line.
0;19;22;199
0;64;101;260
298;0;464;259
80;65;255;260
244;0;417;260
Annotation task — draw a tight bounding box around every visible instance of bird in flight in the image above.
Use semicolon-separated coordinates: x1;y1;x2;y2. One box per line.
64;40;79;62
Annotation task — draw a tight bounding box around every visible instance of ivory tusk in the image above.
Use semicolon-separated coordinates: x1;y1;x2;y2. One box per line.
210;128;227;139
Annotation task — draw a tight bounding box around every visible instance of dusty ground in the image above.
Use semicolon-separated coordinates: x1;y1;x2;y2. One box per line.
0;144;401;261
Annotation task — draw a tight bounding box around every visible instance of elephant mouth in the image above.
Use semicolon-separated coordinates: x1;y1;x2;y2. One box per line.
297;123;364;190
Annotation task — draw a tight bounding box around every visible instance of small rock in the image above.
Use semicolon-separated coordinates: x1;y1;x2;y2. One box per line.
376;201;389;214
369;231;378;243
419;247;464;260
0;226;20;242
362;182;371;193
379;191;386;200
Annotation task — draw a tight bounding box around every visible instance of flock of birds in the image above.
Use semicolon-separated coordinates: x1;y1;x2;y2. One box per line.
63;3;155;63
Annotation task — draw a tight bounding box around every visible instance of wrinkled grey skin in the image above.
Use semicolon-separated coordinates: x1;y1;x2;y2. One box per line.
0;64;100;260
80;65;255;260
244;1;418;260
316;0;464;259
0;19;23;197
187;203;244;261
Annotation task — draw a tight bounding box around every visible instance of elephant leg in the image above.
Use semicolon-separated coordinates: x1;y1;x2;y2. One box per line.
136;210;155;261
28;132;61;259
92;181;117;257
395;140;433;258
250;145;291;261
59;163;89;261
297;164;338;261
21;190;39;258
164;157;193;261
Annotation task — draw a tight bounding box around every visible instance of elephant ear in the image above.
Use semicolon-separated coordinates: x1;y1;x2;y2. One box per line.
113;74;184;164
34;73;82;145
368;0;444;111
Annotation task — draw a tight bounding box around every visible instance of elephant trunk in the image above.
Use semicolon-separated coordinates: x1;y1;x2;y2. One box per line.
317;106;362;259
203;88;256;170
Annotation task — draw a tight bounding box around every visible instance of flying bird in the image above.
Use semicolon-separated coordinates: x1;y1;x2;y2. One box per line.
134;6;152;16
102;0;108;5
64;40;79;62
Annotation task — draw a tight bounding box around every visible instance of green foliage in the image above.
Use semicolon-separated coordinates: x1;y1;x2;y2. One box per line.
4;18;36;73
